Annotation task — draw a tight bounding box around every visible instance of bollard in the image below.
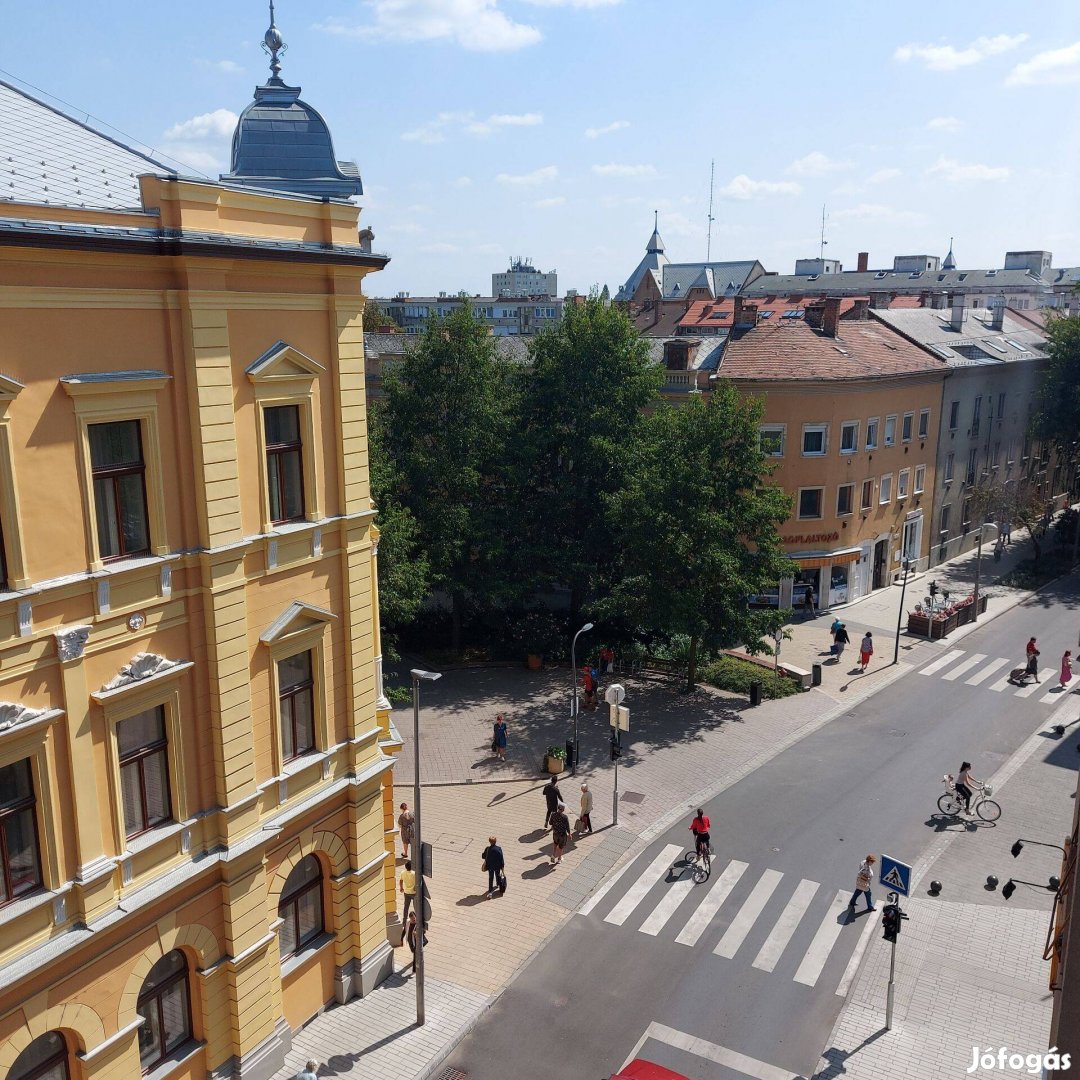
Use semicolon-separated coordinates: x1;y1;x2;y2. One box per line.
749;680;762;707
812;663;822;686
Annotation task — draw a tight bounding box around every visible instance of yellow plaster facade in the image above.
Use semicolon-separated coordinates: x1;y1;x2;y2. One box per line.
0;174;401;1080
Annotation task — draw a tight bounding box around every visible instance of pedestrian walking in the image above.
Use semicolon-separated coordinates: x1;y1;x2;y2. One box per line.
832;623;850;663
481;835;505;898
405;911;427;973
397;802;414;860
600;646;615;675
1004;521;1012;544
1025;644;1041;683
847;854;877;913
581;665;596;709
579;782;593;834
543;777;561;829
1027;636;1038;661
492;713;508;761
550;802;571;865
993;536;1004;563
1061;650;1074;689
295;1060;319;1080
829;616;843;655
399;859;416;922
859;631;874;673
803;583;816;617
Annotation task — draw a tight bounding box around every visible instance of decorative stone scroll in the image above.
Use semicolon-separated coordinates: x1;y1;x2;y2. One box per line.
103;652;184;692
0;701;52;734
55;625;91;661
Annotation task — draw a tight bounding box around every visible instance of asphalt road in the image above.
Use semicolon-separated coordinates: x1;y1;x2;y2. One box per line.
441;576;1080;1080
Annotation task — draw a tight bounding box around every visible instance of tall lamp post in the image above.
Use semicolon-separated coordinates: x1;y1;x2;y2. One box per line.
570;622;593;774
893;558;912;665
410;668;441;1026
972;522;998;623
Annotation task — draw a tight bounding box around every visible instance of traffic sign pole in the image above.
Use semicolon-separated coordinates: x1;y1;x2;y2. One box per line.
885;890;897;1030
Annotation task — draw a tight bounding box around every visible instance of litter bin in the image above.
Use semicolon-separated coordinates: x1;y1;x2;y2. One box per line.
812;663;822;687
749;680;762;707
565;738;575;770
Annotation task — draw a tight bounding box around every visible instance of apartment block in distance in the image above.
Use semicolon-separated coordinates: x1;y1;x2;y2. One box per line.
0;18;402;1080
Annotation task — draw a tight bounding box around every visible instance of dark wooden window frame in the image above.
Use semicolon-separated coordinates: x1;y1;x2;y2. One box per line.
0;759;43;906
265;405;306;525
279;652;316;763
90;420;151;561
278;856;324;958
10;1033;70;1080
119;709;172;839
136;952;193;1073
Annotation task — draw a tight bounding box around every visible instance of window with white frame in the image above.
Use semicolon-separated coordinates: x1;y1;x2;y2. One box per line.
897;468;910;499
840;421;858;454
865;418;878;450
918;409;930;439
798;488;824;519
802;425;827;456
879;474;893;503
901;412;914;443
914;464;925;493
759;426;785;457
884;415;897;447
836;483;854;516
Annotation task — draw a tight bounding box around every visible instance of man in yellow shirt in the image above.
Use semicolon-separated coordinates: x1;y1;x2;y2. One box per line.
399;859;416;922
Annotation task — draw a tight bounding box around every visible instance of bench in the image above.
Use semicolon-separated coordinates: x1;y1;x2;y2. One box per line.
777;663;813;690
721;650;813;690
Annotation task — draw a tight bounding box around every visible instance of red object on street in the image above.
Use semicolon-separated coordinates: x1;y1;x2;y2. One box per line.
611;1060;691;1080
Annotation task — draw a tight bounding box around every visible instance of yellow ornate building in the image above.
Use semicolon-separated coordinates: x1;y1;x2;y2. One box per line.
0;20;400;1080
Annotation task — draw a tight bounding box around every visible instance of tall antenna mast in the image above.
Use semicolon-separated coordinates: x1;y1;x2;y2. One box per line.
706;159;716;262
818;204;828;260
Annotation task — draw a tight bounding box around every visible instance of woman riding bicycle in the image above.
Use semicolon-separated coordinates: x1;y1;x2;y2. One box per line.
689;809;711;859
954;761;983;814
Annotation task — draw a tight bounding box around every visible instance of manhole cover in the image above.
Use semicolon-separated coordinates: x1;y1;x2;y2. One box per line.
431;834;472;853
621;791;645;804
436;1070;469;1080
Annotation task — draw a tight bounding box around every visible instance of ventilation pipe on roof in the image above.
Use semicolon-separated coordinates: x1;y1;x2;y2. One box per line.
949;291;965;331
990;295;1006;331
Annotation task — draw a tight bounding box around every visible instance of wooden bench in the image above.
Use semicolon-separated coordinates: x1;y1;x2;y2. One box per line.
778;663;813;690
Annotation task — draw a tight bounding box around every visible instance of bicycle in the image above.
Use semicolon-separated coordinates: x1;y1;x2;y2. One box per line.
685;841;711;883
938;774;1001;822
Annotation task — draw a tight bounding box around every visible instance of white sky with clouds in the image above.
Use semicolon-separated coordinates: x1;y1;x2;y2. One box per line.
5;1;1080;296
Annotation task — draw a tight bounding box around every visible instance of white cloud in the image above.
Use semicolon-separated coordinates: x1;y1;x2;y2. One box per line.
833;203;924;224
1006;41;1080;86
402;110;542;142
894;33;1028;72
867;167;901;184
196;59;244;74
591;163;656;178
786;151;851;177
496;165;558;185
533;196;566;207
159;108;238;174
584;119;629;139
718;174;801;200
926;156;1010;183
317;1;542;52
926;115;962;132
454;176;473;188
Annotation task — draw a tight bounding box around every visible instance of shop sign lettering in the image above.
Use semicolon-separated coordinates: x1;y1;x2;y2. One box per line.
784;532;840;545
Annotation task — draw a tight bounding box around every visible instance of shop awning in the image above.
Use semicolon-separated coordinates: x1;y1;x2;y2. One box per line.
792;546;862;569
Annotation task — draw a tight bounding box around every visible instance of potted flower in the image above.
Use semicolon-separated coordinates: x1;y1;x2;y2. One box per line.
544;744;566;775
516;610;562;670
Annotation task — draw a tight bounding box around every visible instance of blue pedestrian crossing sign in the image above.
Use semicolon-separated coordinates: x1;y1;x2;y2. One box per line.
879;854;911;897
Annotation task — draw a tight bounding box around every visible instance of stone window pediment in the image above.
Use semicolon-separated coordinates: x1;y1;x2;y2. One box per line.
259;601;335;647
92;652;193;703
246;342;324;386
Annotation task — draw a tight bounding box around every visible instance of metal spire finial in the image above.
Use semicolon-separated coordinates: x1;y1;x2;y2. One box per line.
262;0;288;83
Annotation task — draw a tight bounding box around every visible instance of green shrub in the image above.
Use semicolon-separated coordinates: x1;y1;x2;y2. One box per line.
698;655;802;699
995;549;1076;590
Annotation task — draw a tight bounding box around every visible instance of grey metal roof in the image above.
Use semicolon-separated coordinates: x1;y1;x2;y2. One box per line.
0;79;174;211
745;267;1049;296
614;248;668;303
872;308;1048;366
364;332;531;365
660;261;760;301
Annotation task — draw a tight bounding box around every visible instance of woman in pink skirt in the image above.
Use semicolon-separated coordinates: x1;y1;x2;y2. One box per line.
1061;650;1073;689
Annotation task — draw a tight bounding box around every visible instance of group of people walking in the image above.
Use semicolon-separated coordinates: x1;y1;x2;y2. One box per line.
1020;637;1074;688
829;619;874;672
544;776;593;865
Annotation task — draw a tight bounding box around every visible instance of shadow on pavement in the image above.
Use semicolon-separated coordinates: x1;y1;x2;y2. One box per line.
814;1028;889;1079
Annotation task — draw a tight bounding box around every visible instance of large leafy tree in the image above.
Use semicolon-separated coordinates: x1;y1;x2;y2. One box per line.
377;303;515;649
598;383;795;690
513;296;662;615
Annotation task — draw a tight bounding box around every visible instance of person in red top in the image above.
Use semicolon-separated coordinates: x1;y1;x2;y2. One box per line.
581;665;596;709
689;809;711;859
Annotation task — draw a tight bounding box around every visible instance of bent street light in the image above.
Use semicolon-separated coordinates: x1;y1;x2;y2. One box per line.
571;622;593;774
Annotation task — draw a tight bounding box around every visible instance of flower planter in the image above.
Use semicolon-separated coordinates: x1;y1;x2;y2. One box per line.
544;755;565;775
526;653;543;670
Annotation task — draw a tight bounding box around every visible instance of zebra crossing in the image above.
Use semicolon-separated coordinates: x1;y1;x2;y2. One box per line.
581;844;871;993
915;646;1072;703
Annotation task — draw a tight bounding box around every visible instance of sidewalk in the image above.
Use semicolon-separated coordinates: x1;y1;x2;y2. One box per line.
275;520;1075;1080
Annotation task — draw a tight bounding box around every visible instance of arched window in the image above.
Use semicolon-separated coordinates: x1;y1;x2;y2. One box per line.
10;1032;69;1080
137;950;192;1072
278;854;324;958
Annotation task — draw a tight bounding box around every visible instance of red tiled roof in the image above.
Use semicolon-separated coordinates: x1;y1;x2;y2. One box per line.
721;314;948;381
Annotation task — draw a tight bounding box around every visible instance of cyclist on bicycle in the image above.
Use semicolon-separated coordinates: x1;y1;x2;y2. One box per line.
954;761;983;814
689;809;711;859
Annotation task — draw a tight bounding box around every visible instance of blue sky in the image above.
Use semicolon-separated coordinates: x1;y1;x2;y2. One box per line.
4;2;1080;297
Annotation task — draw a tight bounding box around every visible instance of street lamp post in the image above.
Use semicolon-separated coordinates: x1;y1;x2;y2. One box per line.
410;668;442;1027
570;622;593;774
893;558;912;665
972;522;998;623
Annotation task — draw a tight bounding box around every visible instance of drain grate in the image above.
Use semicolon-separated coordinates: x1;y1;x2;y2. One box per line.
436;1070;469;1080
620;791;645;804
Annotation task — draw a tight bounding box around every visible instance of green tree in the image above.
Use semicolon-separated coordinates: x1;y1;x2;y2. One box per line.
513;295;661;615
598;383;795;691
378;303;514;650
363;296;398;332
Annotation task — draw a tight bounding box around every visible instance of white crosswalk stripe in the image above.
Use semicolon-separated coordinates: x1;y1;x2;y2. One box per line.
942;653;986;681
604;844;681;927
1015;668;1055;698
988;669;1017;692
675;859;747;947
1040;685;1074;704
639;872;697;937
715;869;783;959
966;657;1009;685
752;878;819;973
793;891;850;986
918;649;964;675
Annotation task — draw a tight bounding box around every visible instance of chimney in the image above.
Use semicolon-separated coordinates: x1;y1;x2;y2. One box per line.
851;297;870;321
949;291;965;331
822;296;843;338
990;296;1006;331
733;296;759;328
804;299;825;330
931;291;948;310
857;252;869;273
868;290;889;310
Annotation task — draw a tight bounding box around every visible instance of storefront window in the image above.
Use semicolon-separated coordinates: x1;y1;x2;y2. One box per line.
829;564;850;606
